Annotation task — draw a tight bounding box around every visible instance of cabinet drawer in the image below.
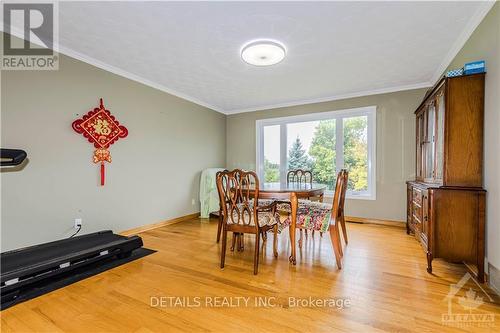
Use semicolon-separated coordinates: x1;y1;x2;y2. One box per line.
412;202;422;222
412;188;422;206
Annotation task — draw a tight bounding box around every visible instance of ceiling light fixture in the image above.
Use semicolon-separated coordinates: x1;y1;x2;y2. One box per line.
241;40;286;66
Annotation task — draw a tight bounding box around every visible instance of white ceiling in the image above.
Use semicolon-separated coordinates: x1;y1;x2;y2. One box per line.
15;2;498;114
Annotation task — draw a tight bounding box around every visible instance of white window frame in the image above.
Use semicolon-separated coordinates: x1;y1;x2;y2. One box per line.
256;106;377;200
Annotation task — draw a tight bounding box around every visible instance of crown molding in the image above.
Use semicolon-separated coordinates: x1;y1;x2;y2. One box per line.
429;0;495;85
1;26;225;114
56;44;226;113
224;81;432;115
2;0;493;116
2;28;432;115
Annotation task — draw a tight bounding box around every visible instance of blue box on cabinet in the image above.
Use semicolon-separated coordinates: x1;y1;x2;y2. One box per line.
464;60;485;75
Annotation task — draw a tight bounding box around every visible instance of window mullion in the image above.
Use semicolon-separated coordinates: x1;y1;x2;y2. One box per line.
256;123;264;180
280;123;287;184
335;117;344;174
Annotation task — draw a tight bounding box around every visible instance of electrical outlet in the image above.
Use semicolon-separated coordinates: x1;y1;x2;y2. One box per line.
74;218;82;229
191;199;196;205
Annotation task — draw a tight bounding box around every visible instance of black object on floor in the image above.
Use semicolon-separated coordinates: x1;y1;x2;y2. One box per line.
0;148;27;166
1;247;155;310
1;230;153;310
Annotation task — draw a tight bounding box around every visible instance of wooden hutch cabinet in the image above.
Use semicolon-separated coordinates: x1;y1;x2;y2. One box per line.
406;73;486;282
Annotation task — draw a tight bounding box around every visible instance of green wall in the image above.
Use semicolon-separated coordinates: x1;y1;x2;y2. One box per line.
1;39;226;251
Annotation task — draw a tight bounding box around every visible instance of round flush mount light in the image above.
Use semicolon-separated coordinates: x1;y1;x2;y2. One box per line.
241;40;286;66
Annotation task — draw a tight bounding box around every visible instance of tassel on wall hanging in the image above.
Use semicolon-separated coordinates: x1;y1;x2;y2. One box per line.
72;99;128;186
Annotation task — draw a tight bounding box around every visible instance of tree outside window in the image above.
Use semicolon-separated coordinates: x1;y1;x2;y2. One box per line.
258;106;375;199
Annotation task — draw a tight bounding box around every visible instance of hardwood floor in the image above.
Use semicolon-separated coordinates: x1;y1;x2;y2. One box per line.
2;218;499;332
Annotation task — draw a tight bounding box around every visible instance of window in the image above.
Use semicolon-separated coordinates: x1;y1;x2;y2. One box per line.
256;106;376;199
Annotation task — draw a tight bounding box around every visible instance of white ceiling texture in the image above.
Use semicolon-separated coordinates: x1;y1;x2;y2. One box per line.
14;1;498;114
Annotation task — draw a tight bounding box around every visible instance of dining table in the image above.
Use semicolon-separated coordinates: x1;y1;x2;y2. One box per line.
248;182;327;265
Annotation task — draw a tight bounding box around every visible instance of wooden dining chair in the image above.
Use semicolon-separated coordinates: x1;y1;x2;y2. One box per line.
337;169;349;245
287;169;326;201
216;169;280;275
283;169;347;269
286;169;323;239
216;169;245;251
216;169;228;243
287;169;313;187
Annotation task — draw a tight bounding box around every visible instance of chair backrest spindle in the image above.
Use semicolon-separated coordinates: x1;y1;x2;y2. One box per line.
287;169;313;186
330;169;348;224
338;169;349;215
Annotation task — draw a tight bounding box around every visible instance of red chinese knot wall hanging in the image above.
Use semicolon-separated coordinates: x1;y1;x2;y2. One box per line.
72;99;128;186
